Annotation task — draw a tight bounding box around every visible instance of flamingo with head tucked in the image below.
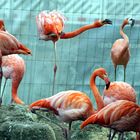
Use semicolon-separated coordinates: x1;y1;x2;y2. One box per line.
1;54;25;105
29;68;110;138
36;10;112;95
0;20;31;105
81;100;140;140
111;18;135;81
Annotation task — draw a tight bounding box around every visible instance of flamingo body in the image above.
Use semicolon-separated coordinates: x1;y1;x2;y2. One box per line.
111;39;130;67
30;90;94;123
81;100;140;134
103;81;136;105
0;31;31;55
2;54;25;79
2;54;25;104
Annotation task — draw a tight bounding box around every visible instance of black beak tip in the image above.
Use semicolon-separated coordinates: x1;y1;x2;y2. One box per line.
103;19;112;24
106;82;110;90
131;19;135;27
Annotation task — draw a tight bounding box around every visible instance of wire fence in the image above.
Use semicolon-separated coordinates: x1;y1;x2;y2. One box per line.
0;0;140;107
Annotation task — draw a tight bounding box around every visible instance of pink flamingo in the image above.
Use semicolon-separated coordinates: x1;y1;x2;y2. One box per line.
90;68;136;139
36;10;112;94
1;54;25;104
29;68;110;138
0;20;31;105
111;18;135;81
90;68;136;110
81;100;140;140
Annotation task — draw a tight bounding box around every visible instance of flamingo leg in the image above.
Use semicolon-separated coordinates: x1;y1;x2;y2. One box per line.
69;121;72;131
124;67;126;82
108;129;113;140
0;51;3;106
0;78;7;104
31;107;68;140
118;132;124;140
52;41;57;95
110;130;117;140
67;121;72;140
114;65;117;81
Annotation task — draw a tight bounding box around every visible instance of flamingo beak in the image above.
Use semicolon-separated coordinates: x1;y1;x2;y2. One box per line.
130;18;135;27
104;76;110;89
102;19;112;25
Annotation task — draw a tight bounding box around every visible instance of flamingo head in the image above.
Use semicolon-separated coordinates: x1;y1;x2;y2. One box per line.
94;68;110;89
125;18;135;27
0;20;5;31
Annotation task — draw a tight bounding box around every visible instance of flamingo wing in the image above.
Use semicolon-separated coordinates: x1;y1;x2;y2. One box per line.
81;100;140;132
103;82;136;105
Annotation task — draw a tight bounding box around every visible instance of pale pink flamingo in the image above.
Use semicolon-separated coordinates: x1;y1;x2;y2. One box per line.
0;20;31;105
81;100;140;140
111;18;135;81
1;54;25;104
36;10;112;95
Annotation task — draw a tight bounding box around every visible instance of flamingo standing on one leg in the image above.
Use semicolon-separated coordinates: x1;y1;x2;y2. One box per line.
0;20;31;105
111;18;135;81
36;10;112;95
81;100;140;140
1;54;25;104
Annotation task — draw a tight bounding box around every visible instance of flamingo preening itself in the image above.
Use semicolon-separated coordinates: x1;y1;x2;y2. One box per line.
81;100;140;140
89;68;136;139
36;10;112;95
1;54;25;105
0;20;31;105
111;18;135;81
90;68;136;109
29;68;110;138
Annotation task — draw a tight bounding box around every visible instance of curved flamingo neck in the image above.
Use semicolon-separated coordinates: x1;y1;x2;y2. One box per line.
60;21;103;39
120;21;129;43
90;72;104;111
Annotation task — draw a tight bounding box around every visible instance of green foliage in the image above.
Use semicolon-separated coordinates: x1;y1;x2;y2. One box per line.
0;104;136;140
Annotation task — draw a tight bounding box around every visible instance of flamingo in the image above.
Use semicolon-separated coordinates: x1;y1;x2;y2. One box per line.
0;19;31;105
36;10;112;95
0;54;25;104
90;68;136;109
29;69;110;138
111;18;135;81
91;68;136;139
81;100;140;140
